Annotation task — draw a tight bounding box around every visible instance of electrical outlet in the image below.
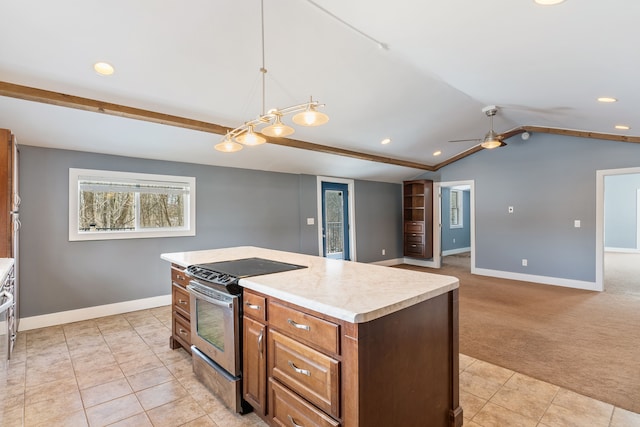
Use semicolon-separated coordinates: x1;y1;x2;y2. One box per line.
522;259;528;267
382;249;386;255
306;218;314;225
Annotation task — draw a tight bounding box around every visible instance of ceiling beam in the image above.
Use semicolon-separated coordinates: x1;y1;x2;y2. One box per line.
2;81;638;174
521;126;640;144
0;81;436;172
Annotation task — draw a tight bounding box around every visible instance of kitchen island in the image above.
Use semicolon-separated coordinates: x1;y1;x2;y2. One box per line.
162;246;462;427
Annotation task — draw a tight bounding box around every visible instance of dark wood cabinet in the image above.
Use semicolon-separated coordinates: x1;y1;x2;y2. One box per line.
244;289;460;427
243;290;268;417
169;264;192;353
403;179;433;259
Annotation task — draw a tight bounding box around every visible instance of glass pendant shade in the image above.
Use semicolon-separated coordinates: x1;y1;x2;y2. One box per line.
215;136;243;152
292;106;329;127
261;115;295;137
235;125;266;146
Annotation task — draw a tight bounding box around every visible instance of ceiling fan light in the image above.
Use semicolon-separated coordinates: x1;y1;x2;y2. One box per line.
292;105;329;127
261;115;295;137
236;125;267;146
480;131;503;149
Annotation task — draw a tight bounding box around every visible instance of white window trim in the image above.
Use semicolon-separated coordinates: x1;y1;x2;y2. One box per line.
69;168;196;241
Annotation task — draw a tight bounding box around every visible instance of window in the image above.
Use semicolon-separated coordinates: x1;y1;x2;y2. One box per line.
450;189;463;228
69;168;195;241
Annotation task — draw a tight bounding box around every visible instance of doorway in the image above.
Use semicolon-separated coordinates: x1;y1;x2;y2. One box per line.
597;168;640;294
433;180;475;272
317;177;355;261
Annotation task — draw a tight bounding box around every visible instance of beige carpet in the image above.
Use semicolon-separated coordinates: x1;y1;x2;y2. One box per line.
396;253;640;414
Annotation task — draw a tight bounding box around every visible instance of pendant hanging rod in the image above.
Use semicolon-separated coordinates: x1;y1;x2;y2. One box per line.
260;0;267;117
215;0;329;153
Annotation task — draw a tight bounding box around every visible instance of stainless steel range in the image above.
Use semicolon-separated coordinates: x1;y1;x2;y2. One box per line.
185;257;306;413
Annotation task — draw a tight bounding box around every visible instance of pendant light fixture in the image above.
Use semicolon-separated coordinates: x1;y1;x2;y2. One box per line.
292;97;330;126
261;113;295;137
215;0;328;152
214;132;244;153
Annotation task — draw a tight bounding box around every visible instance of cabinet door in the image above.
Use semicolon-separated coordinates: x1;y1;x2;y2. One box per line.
243;316;267;415
269;379;340;427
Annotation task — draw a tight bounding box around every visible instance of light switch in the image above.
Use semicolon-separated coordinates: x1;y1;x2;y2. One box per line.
574;220;581;228
307;218;315;225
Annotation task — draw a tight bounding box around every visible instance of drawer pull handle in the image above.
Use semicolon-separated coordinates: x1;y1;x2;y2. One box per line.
288;361;310;376
176;274;185;280
287;319;310;331
178;299;188;305
245;302;261;310
178;328;188;336
288;415;304;427
258;330;264;356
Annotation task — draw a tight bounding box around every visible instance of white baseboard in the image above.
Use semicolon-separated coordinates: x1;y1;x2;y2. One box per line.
403;257;438;268
605;247;640;253
442;247;471;256
472;268;600;292
18;294;172;332
370;258;405;266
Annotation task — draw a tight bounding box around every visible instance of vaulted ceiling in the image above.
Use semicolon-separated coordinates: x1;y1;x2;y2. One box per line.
1;0;638;183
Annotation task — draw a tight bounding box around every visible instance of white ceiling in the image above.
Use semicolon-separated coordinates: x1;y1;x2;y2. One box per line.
1;0;637;183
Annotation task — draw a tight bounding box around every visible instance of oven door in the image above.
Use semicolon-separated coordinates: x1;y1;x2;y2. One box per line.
187;282;241;377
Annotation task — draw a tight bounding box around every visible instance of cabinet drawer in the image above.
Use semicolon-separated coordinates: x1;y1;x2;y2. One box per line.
172;284;191;319
243;290;267;322
404;221;424;233
270;379;340;427
404;243;424;256
171;266;189;288
269;330;340;418
172;312;191;348
405;233;424;244
269;302;339;355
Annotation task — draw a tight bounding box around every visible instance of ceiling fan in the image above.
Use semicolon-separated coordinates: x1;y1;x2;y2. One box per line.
449;105;510;149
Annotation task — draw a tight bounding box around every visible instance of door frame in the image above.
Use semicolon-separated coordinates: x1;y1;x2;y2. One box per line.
433;180;476;271
317;176;356;261
596;166;640;291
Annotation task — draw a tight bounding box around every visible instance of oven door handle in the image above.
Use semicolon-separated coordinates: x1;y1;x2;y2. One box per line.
186;284;233;308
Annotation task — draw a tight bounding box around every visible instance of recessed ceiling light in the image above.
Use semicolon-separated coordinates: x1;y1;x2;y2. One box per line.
615;125;630;130
381;138;391;145
94;62;115;76
433;150;442;156
597;97;617;103
534;0;566;5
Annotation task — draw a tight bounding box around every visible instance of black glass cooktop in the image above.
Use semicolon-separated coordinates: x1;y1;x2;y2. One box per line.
195;257;306;278
186;257;306;295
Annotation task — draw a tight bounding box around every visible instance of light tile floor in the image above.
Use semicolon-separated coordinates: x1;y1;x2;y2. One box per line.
0;307;638;427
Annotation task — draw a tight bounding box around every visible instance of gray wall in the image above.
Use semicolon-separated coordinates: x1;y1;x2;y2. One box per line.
418;133;640;283
354;179;403;262
441;188;471;252
604;173;640;249
19;146;401;317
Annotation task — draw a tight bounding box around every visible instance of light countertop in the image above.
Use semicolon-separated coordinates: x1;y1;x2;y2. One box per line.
161;247;458;323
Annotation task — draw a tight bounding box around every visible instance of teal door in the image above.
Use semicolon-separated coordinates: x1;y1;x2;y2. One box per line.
321;182;350;260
